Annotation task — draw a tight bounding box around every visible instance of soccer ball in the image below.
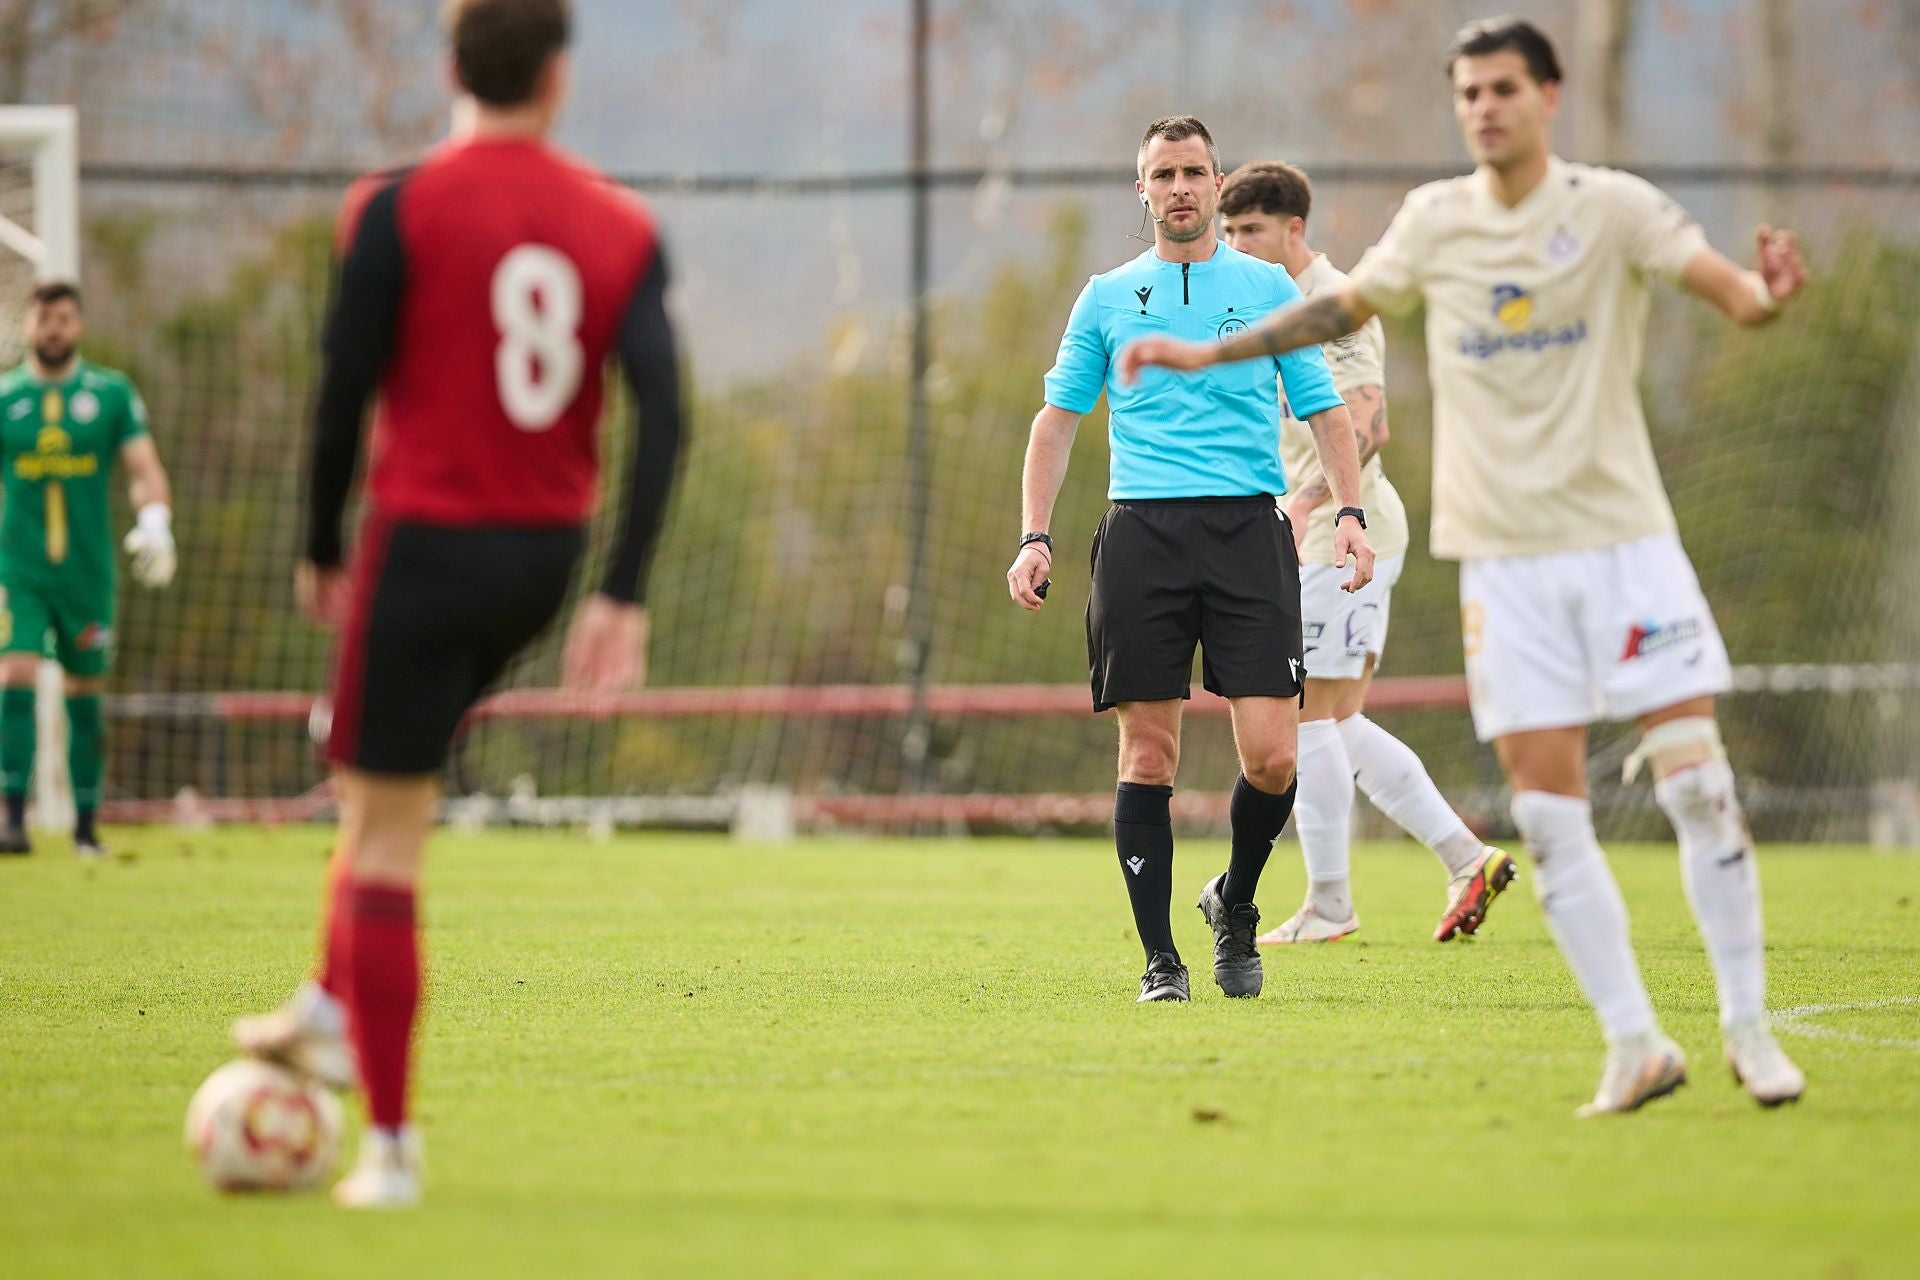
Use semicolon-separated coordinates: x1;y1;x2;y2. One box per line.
184;1059;343;1192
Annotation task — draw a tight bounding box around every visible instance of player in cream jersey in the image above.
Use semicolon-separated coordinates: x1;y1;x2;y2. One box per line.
1219;161;1514;947
1121;18;1810;1116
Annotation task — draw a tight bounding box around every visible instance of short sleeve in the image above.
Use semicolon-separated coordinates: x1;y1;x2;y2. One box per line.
1348;194;1430;317
1321;315;1385;395
116;380;150;447
1041;279;1107;415
1611;171;1709;282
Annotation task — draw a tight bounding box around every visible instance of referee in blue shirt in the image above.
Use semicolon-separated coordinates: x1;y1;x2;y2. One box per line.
1007;116;1375;1004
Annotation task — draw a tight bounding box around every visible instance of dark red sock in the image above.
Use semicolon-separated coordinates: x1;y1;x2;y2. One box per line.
315;855;352;997
342;882;420;1131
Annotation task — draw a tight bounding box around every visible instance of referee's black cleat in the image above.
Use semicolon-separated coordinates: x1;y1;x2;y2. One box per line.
0;823;30;855
1137;951;1191;1003
1197;872;1263;997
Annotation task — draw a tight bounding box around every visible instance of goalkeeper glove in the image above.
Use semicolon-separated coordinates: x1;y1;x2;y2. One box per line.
123;503;176;588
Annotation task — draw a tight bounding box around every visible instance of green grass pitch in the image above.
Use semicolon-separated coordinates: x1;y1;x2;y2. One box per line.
3;828;1917;1278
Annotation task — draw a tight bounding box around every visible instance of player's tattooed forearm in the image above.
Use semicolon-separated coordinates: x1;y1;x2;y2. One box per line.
1216;292;1360;364
1296;474;1333;504
1258;293;1360;357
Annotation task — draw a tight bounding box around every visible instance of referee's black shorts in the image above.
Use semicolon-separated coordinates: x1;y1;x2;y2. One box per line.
1085;495;1304;713
327;516;585;774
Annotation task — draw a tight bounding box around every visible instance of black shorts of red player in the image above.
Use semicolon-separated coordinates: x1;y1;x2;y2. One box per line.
326;516;585;774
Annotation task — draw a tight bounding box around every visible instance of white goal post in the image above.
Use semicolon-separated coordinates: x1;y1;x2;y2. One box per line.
0;105;80;831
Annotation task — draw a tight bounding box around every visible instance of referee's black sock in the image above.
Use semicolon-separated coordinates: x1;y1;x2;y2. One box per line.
1222;773;1297;909
4;791;24;830
1114;782;1178;963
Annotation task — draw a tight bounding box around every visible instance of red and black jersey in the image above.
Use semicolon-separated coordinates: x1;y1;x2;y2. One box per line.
306;135;685;602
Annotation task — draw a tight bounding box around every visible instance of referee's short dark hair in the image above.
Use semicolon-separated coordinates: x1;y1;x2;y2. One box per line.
29;279;81;311
1220;162;1312;225
1445;16;1563;86
442;0;571;107
1137;115;1220;178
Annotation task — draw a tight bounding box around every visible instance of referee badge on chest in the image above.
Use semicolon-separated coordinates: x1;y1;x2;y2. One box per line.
1206;306;1251;342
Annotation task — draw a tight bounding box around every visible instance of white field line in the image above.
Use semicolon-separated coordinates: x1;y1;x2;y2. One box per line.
1772;996;1920;1051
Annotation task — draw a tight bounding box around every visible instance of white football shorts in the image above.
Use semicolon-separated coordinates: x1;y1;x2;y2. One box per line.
1459;531;1732;742
1300;551;1405;682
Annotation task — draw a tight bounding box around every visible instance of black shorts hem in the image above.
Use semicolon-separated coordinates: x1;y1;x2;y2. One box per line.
1091;685;1192;714
330;751;449;778
1201;681;1304;702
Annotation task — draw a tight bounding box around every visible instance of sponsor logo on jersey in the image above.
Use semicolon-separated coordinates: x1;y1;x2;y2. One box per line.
14;424;97;481
1303;621;1326;640
76;622;113;652
1492;283;1532;329
1620;617;1704;662
1457;283;1589;360
70;390;99;424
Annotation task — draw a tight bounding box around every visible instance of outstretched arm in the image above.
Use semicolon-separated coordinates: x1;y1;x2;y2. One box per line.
1680;225;1807;328
1118;283;1378;382
1007;403;1079;611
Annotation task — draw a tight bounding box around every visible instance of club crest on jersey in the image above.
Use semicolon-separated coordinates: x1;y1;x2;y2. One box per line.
1547;225;1581;264
70;390;99;424
1621;617;1703;661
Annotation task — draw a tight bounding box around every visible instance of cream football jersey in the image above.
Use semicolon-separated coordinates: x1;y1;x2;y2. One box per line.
1348;156;1708;560
1278;253;1409;563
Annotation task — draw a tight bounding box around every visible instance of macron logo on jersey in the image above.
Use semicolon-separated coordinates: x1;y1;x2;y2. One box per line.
1621;617;1704;661
1457;283;1588;360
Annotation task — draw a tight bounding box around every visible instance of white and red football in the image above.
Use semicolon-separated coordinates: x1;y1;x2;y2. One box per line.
184;1059;342;1192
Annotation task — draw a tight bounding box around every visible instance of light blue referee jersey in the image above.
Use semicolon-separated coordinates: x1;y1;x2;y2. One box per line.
1044;242;1343;500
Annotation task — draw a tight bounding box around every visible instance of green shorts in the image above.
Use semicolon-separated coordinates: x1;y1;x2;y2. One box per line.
0;577;115;677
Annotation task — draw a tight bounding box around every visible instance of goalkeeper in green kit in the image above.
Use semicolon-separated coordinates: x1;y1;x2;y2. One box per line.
0;281;174;856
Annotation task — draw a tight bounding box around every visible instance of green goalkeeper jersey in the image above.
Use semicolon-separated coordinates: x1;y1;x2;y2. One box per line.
0;359;149;592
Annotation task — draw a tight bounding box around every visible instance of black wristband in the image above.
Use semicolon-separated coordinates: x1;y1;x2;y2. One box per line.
1020;531;1054;558
1335;506;1367;530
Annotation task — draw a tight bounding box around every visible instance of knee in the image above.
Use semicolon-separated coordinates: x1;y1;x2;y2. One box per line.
1119;734;1178;787
1509;789;1595;870
1242;743;1297;794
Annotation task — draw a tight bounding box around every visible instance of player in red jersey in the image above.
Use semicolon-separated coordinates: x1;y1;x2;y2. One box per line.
232;0;685;1208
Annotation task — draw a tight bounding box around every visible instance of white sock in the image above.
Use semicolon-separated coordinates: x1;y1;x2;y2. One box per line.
1295;719;1353;909
1654;760;1766;1028
1511;791;1657;1045
1337;714;1482;877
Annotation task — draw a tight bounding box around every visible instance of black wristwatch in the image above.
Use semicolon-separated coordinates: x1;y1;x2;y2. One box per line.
1020;532;1054;558
1335;506;1367;530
